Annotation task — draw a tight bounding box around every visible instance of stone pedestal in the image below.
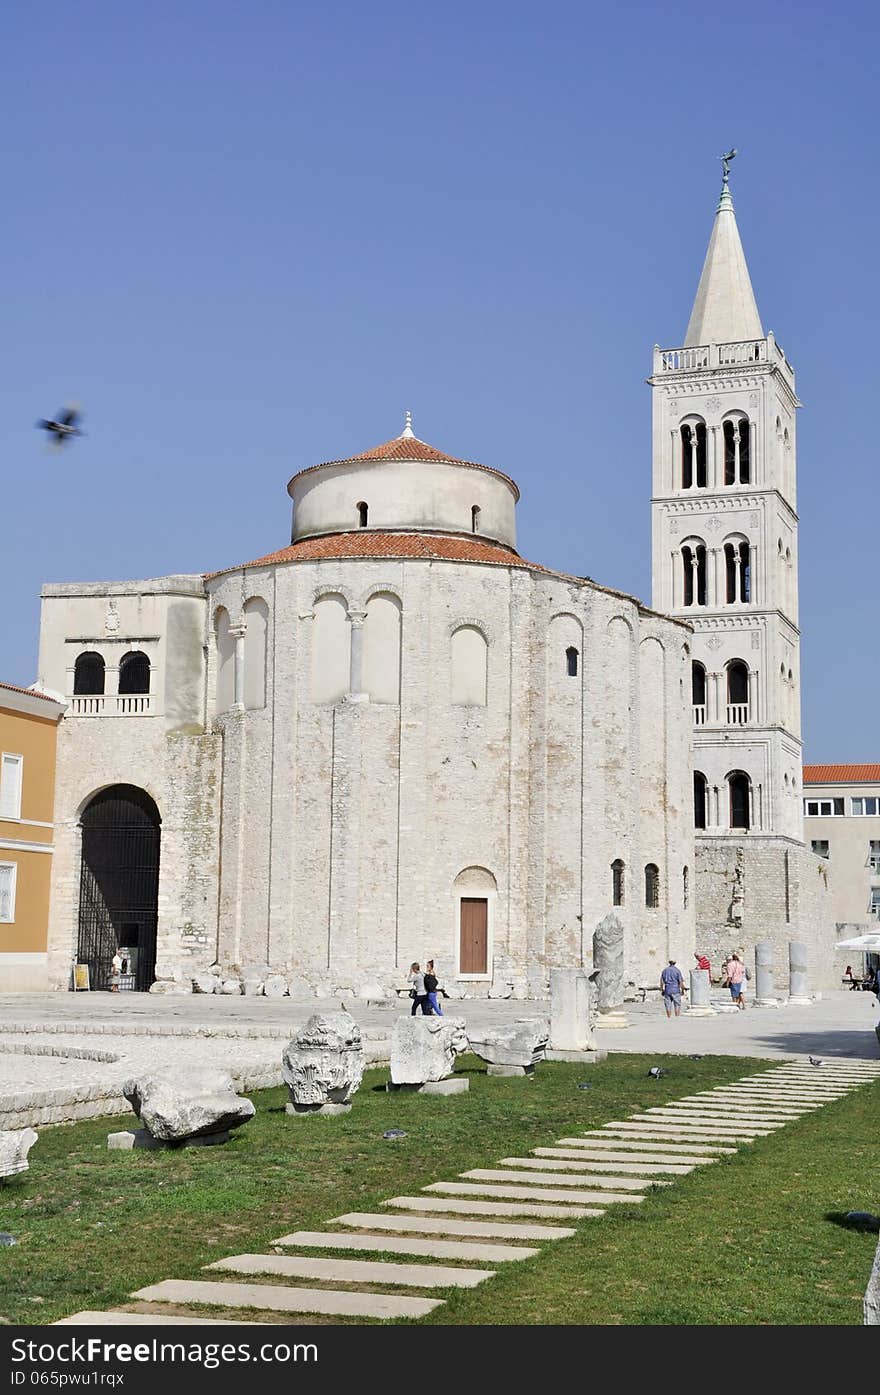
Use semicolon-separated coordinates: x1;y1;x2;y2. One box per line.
0;1128;38;1178
687;968;714;1016
595;1011;629;1030
786;941;811;1005
285;1102;352;1117
549;969;597;1051
487;1064;533;1078
544;1048;608;1063
754;940;779;1007
107;1129;230;1150
386;1078;469;1096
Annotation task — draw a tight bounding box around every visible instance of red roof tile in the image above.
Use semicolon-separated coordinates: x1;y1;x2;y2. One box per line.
0;680;59;704
803;764;880;785
208;531;522;577
289;434;520;498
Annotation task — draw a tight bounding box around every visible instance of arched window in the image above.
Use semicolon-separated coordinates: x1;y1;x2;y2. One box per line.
118;651;150;695
74;652;105;696
691;661;706;722
682;543;707;607
611;859;624;907
723;416;751;485
645;863;660;909
680;421;707;489
726;659;749;723
728;770;751;830
451;626;488;706
724;540;751;603
471;504;481;534
683;865;689;909
357;501;368;528
566;646;579;678
363;592;402;703
694;771;707;829
214;607;235;713
243;598;269;710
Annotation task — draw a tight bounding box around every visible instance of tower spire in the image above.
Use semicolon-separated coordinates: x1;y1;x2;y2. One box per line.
683;152;763;347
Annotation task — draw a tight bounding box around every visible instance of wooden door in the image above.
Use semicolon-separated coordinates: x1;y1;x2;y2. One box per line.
459;897;488;974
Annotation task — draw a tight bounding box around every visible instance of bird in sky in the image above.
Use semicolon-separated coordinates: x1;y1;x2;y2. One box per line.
36;404;84;446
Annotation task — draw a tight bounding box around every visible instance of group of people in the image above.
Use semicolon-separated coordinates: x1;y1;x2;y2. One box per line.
659;950;750;1017
407;961;448;1016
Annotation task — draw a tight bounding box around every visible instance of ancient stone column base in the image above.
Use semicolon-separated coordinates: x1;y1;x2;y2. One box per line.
486;1064;534;1077
785;996;812;1007
544;1048;607;1063
754;999;780;1009
285;1102;352;1117
107;1129;230;1150
386;1078;469;1095
596;1012;629;1030
686;1007;715;1017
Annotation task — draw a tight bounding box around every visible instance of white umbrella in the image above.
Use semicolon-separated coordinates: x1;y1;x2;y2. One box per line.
835;934;880;950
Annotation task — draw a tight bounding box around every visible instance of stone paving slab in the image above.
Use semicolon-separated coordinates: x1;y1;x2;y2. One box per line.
206;1252;495;1288
425;1181;643;1205
56;1312;266;1325
572;1134;735;1154
639;1110;780;1131
660;1103;800;1120
460;1167;665;1191
273;1228;539;1262
328;1213;575;1241
601;1123;767;1141
132;1278;443;1319
517;1153;695;1175
385;1195;606;1219
546;1146;715;1167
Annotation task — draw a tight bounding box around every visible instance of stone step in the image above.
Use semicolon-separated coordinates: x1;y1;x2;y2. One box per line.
638;1111;778;1132
131;1279;442;1320
56;1312;266;1326
461;1167;665;1191
600;1123;758;1141
328;1212;575;1241
661;1105;800;1122
520;1153;695;1176
273;1228;539;1262
206;1253;494;1289
384;1195;604;1220
681;1095;810;1112
538;1146;713;1168
571;1135;736;1155
424;1181;643;1205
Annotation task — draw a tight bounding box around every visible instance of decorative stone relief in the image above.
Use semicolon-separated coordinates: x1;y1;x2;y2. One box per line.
104;600;119;634
281;1011;364;1111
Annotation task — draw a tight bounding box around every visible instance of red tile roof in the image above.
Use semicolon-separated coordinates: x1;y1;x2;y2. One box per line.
208;531;522;577
289;434;520;498
0;680;59;704
803;764;880;785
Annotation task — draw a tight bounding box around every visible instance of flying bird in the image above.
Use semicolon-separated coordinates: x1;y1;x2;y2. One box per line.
36;404;84;446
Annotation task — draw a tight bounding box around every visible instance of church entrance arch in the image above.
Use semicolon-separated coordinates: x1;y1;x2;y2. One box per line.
77;785;161;991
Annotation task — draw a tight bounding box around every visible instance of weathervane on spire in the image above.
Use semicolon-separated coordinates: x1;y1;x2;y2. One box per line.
401;410;414;439
719;148;738;185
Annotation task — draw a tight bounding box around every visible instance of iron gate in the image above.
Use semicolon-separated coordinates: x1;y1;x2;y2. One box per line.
77;785;160;992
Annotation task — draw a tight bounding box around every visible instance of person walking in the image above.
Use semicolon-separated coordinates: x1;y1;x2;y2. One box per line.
407;962;430;1016
423;960;443;1016
109;948;122;992
659;959;685;1018
725;951;747;1009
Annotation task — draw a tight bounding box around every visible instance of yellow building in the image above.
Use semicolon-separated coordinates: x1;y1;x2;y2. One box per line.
0;681;65;991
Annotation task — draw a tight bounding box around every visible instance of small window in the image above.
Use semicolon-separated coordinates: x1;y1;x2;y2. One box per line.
853;797;879;817
74;652;105;696
0;754;23;821
357;501;368;528
566;647;579;678
871;888;880;918
645;863;660;909
694;771;708;830
118;651;151;695
683;865;689;909
0;862;16;923
611;859;624;907
471;504;481;533
811;840;829;859
868;841;880;872
728;770;751;830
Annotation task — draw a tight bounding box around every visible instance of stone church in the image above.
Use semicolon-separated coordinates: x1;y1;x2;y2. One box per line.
31;168;834;998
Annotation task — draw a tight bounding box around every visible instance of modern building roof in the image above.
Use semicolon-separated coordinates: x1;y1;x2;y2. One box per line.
684;173;764;348
0;680;59;704
803;764;880;785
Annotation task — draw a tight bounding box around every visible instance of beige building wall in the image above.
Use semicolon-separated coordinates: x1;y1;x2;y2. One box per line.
803;774;880;939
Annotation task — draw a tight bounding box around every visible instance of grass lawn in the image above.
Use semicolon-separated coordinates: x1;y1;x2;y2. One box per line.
0;1054;877;1326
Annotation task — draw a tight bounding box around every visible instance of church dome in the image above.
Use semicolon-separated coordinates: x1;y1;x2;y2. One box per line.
287;415;519;551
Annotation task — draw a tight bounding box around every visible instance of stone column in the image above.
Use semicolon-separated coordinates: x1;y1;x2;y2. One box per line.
687;968;713;1016
547;969;598;1055
593;912;628;1029
230;625;247;711
347;610;368;701
786;940;811;1005
754;940;778;1007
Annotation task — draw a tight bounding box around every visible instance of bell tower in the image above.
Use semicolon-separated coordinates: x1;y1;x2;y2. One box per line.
649;157;803;843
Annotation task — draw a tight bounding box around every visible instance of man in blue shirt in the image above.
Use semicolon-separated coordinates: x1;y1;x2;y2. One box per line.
659;960;685;1018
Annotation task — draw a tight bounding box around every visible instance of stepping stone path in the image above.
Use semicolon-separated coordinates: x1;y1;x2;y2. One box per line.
57;1058;880;1325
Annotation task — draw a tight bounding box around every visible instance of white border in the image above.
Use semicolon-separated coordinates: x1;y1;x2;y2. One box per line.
454;889;494;981
0;861;18;923
0;752;23;821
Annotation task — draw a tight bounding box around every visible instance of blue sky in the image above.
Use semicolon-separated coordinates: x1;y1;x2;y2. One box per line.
2;1;877;760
